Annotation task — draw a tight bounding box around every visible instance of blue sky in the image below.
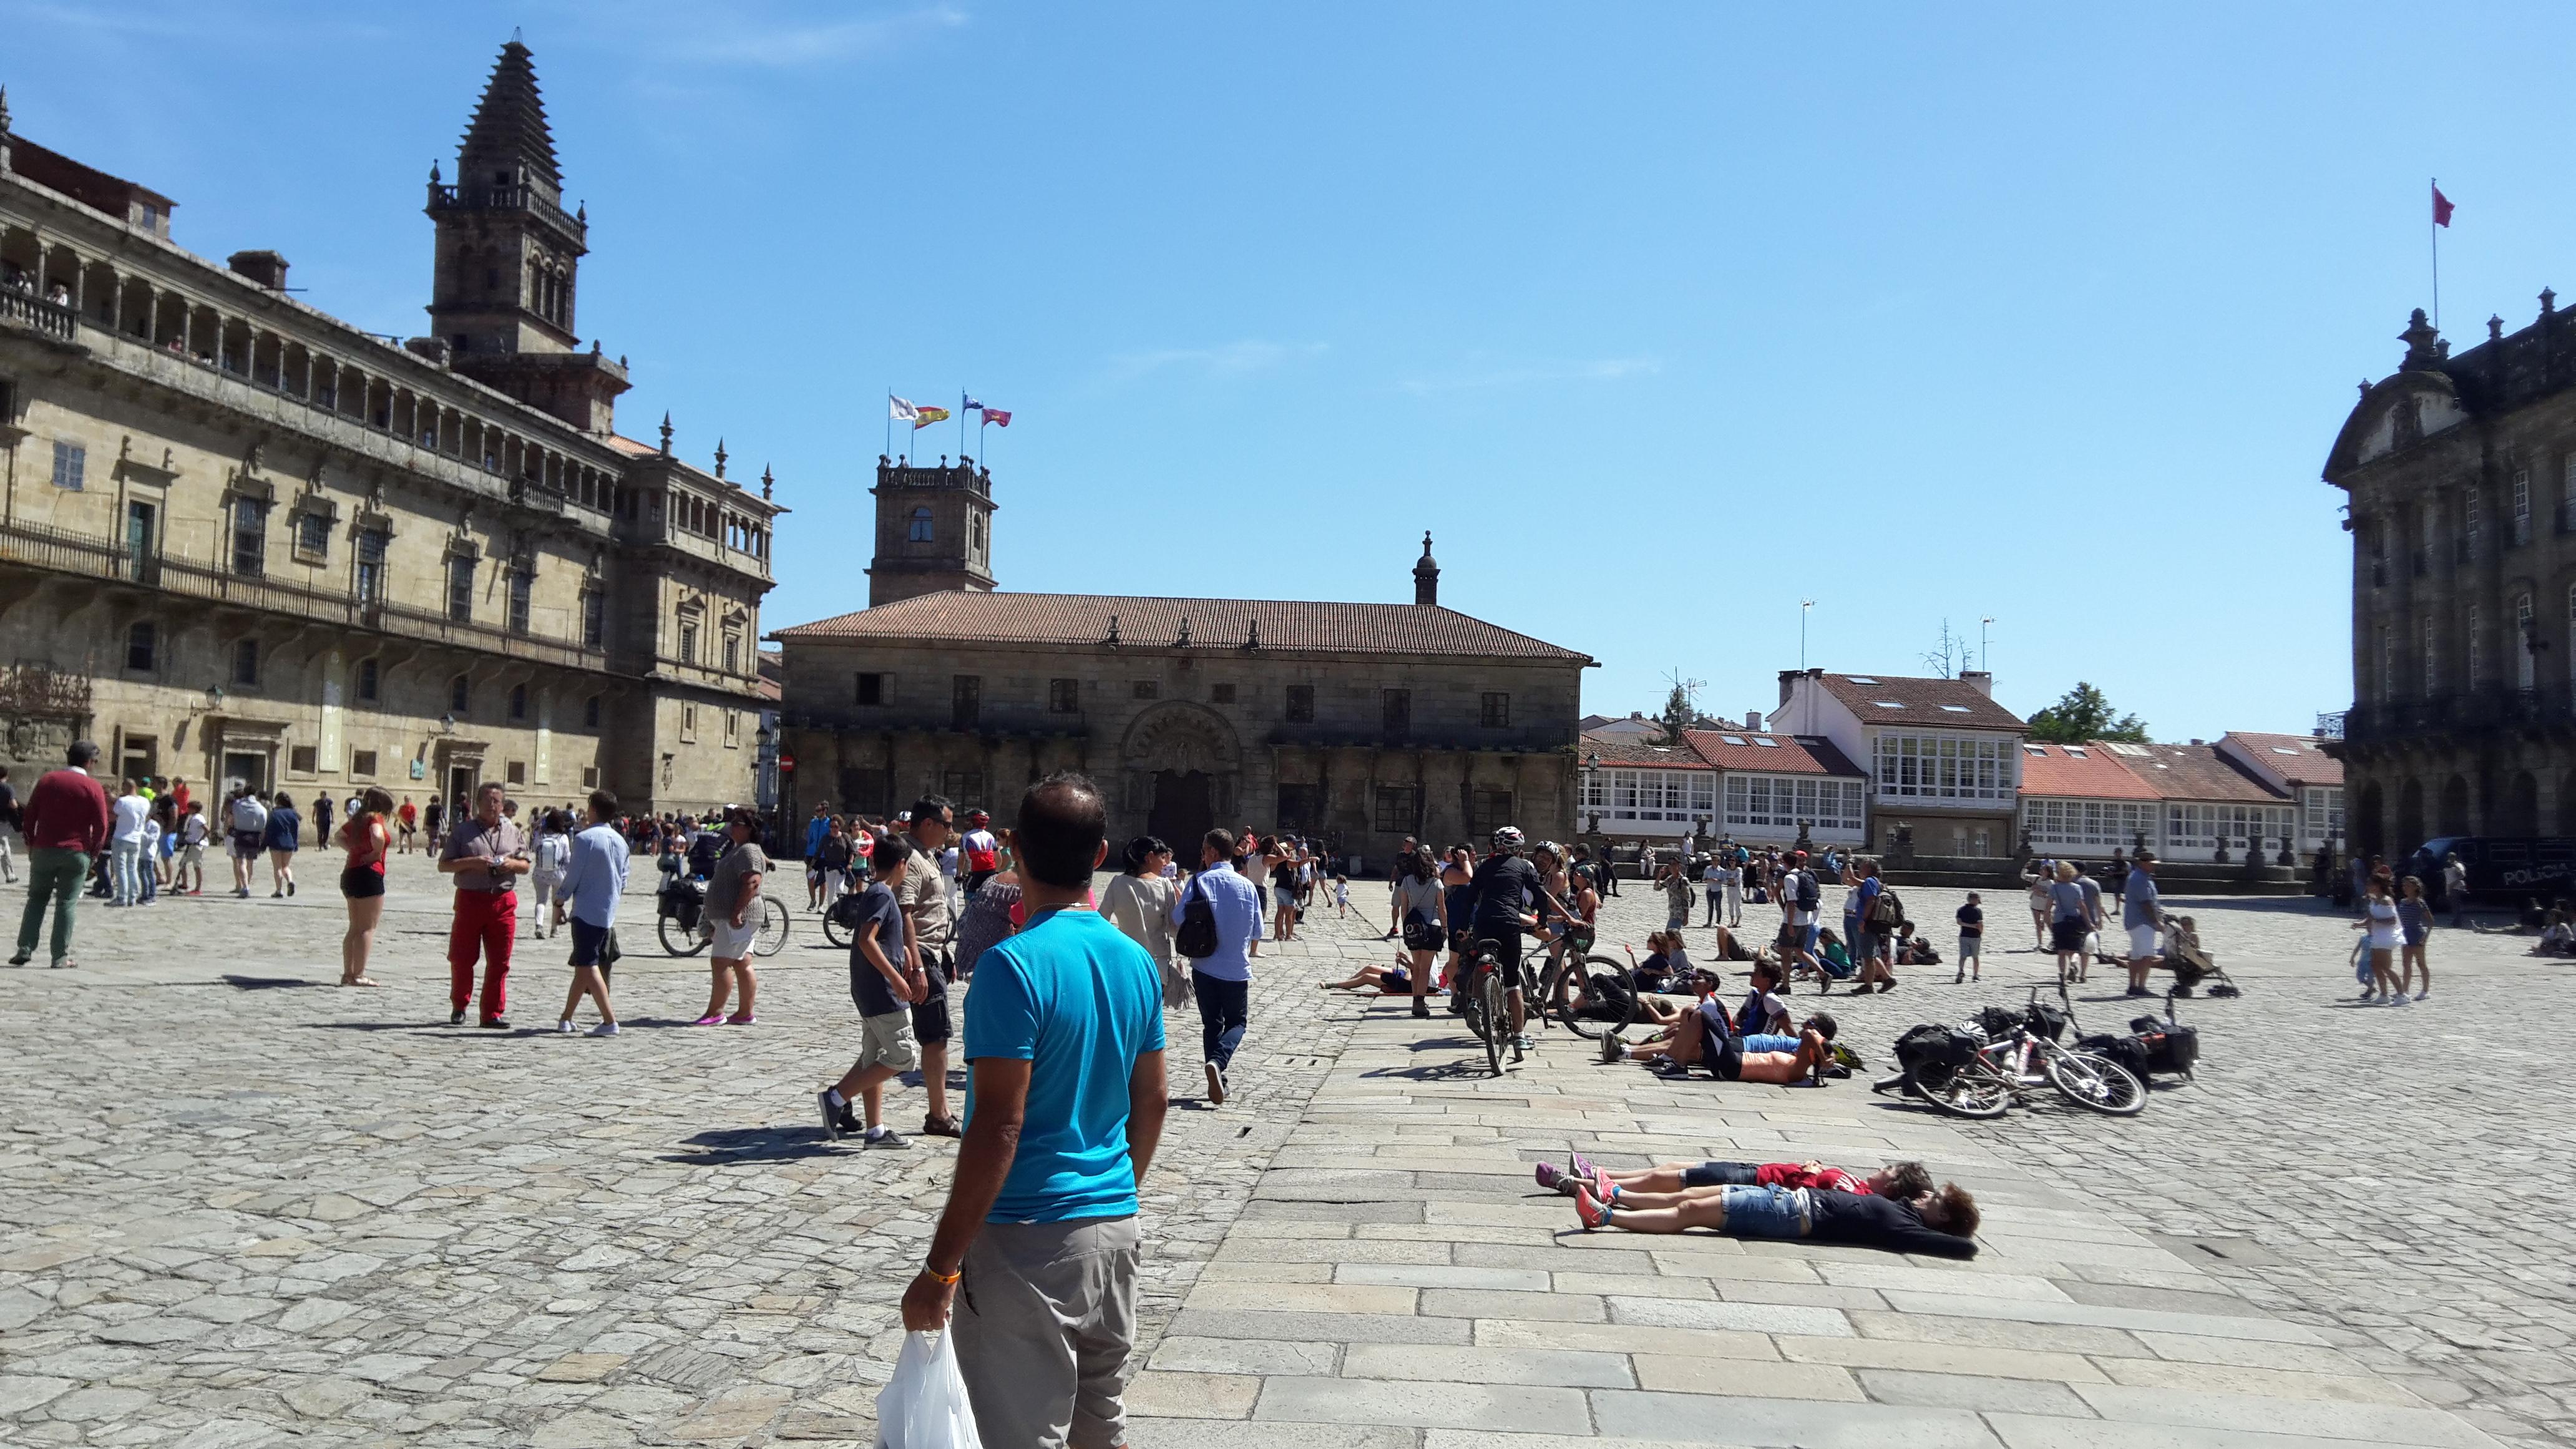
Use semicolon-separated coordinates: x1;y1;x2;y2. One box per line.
8;1;2564;739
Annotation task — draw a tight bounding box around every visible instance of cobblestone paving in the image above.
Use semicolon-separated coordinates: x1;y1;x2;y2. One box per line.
0;858;1380;1447
0;855;2560;1446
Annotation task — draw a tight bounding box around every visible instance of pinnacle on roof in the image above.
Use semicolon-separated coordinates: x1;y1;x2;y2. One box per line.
458;39;561;190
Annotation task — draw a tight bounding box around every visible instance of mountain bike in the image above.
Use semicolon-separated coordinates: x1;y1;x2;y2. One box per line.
1528;924;1637;1041
659;887;790;958
1458;936;1520;1076
1903;987;2145;1119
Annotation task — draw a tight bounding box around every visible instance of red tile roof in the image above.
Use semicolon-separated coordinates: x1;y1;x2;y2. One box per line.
1681;729;1866;778
1814;673;2027;731
2018;743;2160;800
770;592;1593;661
2222;732;2344;787
2120;743;2287;803
604;433;660;457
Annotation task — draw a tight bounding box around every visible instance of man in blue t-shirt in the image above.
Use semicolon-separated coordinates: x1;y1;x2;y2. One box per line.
902;773;1167;1449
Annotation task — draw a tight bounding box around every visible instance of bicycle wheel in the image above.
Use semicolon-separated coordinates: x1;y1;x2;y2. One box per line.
821;904;851;950
754;897;790;957
658;913;708;957
1915;1066;2011;1119
2042;1048;2146;1116
1553;955;1637;1041
1478;972;1508;1076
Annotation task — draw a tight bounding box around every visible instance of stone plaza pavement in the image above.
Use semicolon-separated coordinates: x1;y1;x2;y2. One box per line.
0;852;2564;1447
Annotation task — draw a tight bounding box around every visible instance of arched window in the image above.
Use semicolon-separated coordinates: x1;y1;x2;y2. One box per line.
909;507;934;543
449;675;470;715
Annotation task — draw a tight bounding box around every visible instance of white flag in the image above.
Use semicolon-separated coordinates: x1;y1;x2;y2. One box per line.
888;395;919;422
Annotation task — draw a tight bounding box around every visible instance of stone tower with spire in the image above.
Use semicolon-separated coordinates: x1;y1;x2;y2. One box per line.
424;38;629;433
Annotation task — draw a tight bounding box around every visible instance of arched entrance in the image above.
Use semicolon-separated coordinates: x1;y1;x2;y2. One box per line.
1121;701;1241;851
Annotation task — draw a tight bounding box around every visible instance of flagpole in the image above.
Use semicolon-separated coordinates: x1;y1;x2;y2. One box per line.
884;385;892;461
2431;177;2441;333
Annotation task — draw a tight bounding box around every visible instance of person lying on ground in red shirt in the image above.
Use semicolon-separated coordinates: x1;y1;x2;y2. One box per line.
1536;1154;1932;1208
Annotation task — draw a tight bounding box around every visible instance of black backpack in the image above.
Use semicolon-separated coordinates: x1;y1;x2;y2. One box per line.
1793;870;1820;912
1174;876;1219;959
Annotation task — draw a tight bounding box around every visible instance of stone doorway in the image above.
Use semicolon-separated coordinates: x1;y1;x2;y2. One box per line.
1149;769;1214;851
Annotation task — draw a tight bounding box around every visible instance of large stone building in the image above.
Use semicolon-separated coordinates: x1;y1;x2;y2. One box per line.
771;468;1591;862
2327;304;2576;853
0;42;778;812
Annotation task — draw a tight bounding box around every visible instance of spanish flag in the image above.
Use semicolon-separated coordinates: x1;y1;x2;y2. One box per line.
912;406;952;429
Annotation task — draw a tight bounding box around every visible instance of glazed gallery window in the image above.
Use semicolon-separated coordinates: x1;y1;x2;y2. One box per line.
2301;787;2345;843
2165;803;2295;852
2019;798;2154;851
231;497;268;578
1725;774;1864;832
1606;769;1715;822
1870;733;2011;801
446;555;475;622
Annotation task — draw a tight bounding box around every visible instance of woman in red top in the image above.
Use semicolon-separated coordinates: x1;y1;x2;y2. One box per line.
338;787;394;987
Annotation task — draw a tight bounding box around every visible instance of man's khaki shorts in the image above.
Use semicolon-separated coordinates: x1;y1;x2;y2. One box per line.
858;1010;919;1073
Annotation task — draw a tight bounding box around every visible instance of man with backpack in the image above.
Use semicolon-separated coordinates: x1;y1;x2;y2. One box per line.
1171;827;1261;1105
1780;850;1825;980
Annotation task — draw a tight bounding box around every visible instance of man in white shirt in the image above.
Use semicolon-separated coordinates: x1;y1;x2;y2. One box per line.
109;780;150;907
1781;849;1823;978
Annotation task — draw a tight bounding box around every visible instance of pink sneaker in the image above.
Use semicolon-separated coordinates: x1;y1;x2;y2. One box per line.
691;1013;726;1026
726;1013;757;1025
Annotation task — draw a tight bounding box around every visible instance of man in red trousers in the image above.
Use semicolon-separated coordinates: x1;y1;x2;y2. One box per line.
439;780;527;1027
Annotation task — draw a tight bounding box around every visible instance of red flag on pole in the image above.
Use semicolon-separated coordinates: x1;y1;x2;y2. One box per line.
2433;185;2455;228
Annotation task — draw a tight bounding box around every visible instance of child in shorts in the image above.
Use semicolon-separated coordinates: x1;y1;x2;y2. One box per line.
1955;892;1983;983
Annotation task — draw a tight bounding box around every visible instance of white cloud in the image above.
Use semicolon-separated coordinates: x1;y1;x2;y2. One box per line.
1096;339;1329;388
1394;355;1661;396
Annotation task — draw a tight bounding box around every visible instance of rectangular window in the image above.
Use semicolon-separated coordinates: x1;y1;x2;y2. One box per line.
356;657;379;702
50;441;84;492
351;749;378;778
942;769;984;804
507;567;533;635
125;621;157;671
1048;678;1080;713
2021;797;2154;851
1285;685;1315;722
678;622;698;665
1211;682;1236;704
295;510;331;561
506;760;527;786
1382;689;1411;738
2469;604;2484;688
2517;592;2537;690
356;529;388;602
582;766;600;789
1870;733;2012;801
681;703;698;743
856;671;887;706
723;634;741;674
1276;784;1322;832
125;500;156;583
2378;623;2394;703
288;745;318;776
953;675;981;729
1470;789;1515;837
232;638;259;686
1579;768;1607;811
1133;680;1158;700
446;555;474;622
2421;613;2437;694
1373;785;1421;835
2514;469;2532;545
581;590;603;648
231;497;266;577
2466;485;2483;559
1481;691;1510;728
724;710;739;746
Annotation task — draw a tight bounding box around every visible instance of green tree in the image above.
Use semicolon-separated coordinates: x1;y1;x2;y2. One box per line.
2026;682;2148;744
1658;682;1694;744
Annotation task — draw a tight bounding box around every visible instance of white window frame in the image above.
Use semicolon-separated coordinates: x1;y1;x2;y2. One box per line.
1870;733;2013;802
2019;797;2155;852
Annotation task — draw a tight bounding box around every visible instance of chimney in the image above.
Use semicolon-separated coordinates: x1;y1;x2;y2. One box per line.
1959;670;1993;697
2189;738;2205;746
1745;710;1763;732
1412;532;1440;607
227;249;289;291
1777;669;1803;707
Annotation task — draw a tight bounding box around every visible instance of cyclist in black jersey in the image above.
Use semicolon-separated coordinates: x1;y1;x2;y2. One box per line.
1465;826;1561;1048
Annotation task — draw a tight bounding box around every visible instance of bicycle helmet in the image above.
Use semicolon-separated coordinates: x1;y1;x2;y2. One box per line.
1490;825;1525;854
967;809;990;826
1532;840;1563;864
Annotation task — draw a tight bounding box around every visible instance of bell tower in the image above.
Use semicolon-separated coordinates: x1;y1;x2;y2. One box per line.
424;38;628;432
867;456;998;607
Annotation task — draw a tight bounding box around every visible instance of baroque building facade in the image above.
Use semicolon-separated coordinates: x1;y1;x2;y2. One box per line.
2327;305;2576;854
773;464;1591;864
0;43;778;813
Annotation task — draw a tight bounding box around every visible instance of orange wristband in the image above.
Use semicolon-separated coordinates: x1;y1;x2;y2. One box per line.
923;1267;961;1285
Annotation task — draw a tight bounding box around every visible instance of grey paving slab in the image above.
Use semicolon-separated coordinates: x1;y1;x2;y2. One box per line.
1588;1388;2003;1447
1253;1375;1593;1433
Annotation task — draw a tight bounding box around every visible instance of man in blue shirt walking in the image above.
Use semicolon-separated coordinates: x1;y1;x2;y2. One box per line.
902;773;1167;1448
1170;826;1262;1105
552;788;629;1035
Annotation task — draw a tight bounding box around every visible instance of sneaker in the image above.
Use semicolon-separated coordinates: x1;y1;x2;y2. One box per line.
863;1126;910;1149
1572;1189;1610;1231
588;1022;619;1037
1412;1001;1430;1020
450;1008;467;1025
286;881;296;897
691;1013;726;1026
2389;993;2411;1006
1598;1034;1626;1063
557;1020;577;1035
1513;1033;1536;1052
2413;990;2429;1001
1534;1162;1568;1193
922;1114;962;1138
1568;1147;1601;1186
49;959;72;970
817;1089;846;1139
6;954;26;967
725;1013;756;1025
1953;972;1965;985
1203;1061;1227;1106
481;1017;510;1030
2356;988;2376;1002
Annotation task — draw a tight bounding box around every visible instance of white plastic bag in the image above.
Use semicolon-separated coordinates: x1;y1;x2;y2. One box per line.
876;1329;984;1449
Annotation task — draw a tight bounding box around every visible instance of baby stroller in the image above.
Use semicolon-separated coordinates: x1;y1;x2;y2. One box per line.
2159;915;2239;998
